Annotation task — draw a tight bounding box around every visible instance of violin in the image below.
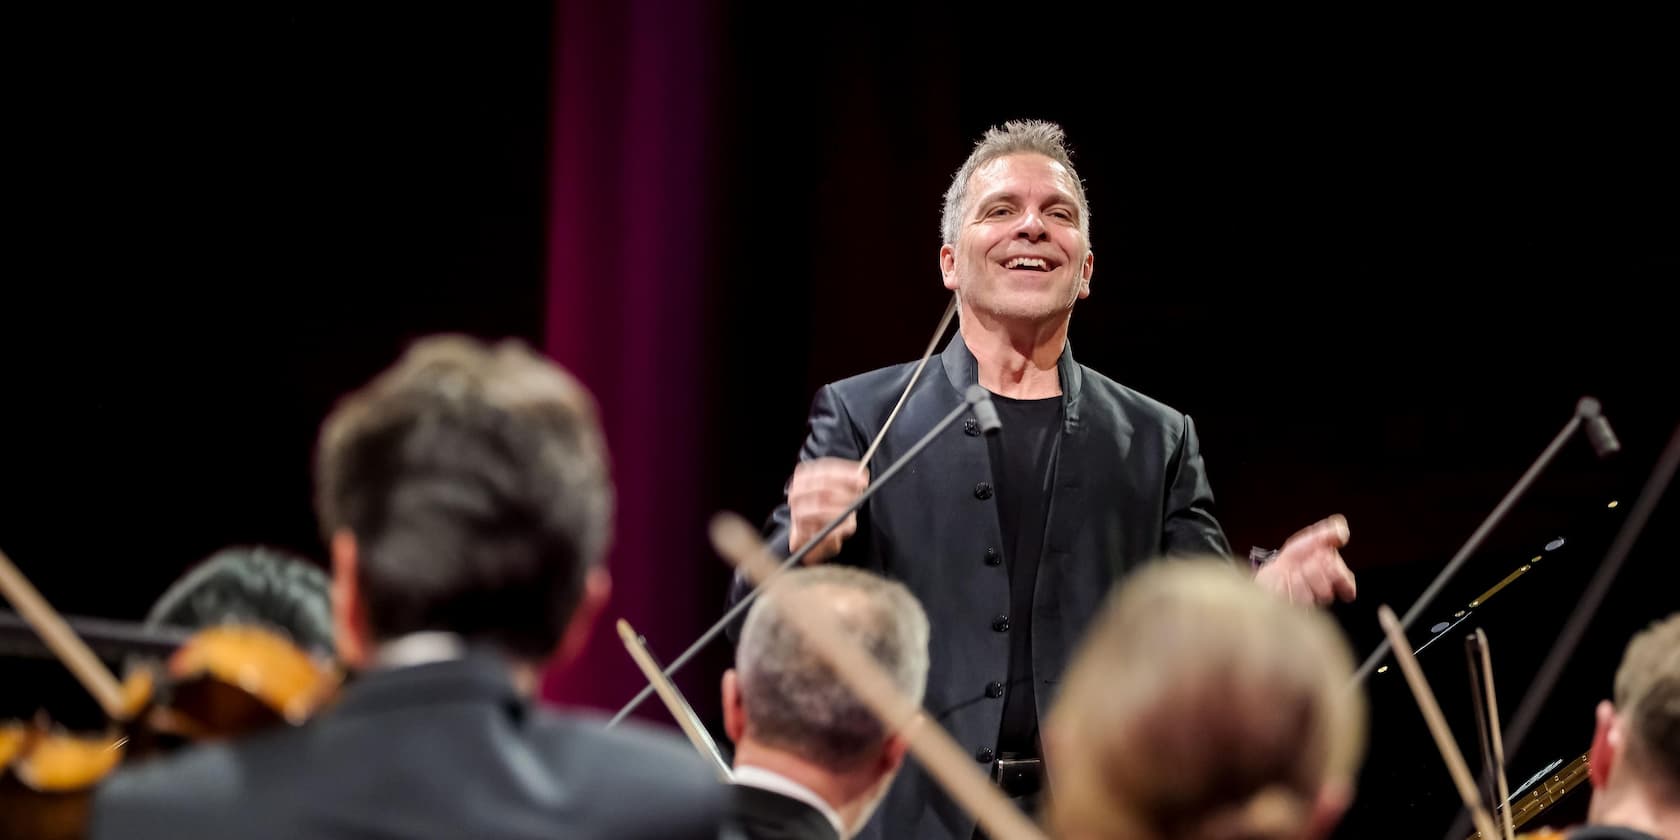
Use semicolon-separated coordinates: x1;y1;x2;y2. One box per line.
135;623;340;746
1;548;341;839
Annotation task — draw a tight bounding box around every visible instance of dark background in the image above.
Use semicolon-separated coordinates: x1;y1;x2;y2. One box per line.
3;5;1675;837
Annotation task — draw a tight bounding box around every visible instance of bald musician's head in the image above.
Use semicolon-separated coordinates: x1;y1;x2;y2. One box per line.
1045;558;1366;840
313;335;614;671
724;566;930;836
1587;611;1680;838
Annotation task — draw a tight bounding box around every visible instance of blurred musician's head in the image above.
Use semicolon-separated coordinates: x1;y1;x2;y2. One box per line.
723;566;930;837
1587;611;1680;836
313;335;614;679
1044;558;1366;840
145;545;334;658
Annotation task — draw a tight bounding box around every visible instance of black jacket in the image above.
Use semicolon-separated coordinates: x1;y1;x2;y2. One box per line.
729;784;841;840
92;651;729;840
733;336;1231;840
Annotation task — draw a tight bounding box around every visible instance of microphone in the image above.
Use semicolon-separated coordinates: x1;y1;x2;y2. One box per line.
607;386;1005;726
967;385;1002;435
1442;420;1677;840
1352;396;1621;685
1577;396;1621;457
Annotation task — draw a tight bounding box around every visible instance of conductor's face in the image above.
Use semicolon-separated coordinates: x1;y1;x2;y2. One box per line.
941;152;1093;325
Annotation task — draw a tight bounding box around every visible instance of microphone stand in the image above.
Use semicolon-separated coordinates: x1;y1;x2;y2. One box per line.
1352;397;1619;685
608;384;1001;727
1441;421;1679;840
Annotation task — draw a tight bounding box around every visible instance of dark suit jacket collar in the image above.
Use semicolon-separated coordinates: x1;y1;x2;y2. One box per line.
938;333;1084;431
330;649;524;720
731;784;842;840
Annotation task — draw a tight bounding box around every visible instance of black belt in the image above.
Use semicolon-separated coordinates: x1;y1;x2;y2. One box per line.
988;754;1043;799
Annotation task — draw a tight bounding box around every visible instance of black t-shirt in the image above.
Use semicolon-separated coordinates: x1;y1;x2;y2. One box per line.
988;392;1062;756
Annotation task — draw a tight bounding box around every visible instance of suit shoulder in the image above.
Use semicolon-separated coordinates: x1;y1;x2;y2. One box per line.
1077;364;1190;430
825;361;922;404
532;711;727;828
91;737;256;836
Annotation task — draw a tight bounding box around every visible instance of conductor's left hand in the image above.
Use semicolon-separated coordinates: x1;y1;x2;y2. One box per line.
1255;514;1357;606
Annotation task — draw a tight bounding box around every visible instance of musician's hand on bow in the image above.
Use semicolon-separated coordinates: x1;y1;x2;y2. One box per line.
1255;514;1357;606
787;457;869;564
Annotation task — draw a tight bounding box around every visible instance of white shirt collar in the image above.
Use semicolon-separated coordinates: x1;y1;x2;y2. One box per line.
373;631;466;669
731;764;848;838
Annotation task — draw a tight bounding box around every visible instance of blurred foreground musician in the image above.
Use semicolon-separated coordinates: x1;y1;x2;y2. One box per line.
91;335;728;840
1569;612;1679;840
1043;558;1367;840
141;545;335;660
723;566;930;840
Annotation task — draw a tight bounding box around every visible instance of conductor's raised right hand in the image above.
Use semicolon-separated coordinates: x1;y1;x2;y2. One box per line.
787;457;869;564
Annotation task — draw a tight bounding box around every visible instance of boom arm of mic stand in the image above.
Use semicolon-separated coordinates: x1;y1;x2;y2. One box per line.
607;387;998;727
1442;421;1678;840
1353;399;1607;685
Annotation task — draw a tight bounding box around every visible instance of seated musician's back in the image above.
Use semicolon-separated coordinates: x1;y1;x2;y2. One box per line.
91;335;728;840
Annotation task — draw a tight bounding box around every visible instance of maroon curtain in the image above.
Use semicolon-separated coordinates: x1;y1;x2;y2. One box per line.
540;0;715;721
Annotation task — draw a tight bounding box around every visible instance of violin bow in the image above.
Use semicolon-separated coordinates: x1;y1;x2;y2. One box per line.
856;292;959;476
614;618;733;782
1444;420;1680;840
0;548;129;719
1377;604;1501;840
711;510;1048;840
1353;397;1620;685
1465;629;1516;840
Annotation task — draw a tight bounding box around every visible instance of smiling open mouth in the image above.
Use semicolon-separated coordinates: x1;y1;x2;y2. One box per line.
1004;256;1055;272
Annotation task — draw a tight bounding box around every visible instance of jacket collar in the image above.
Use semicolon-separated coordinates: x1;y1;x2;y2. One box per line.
329;647;524;721
938;332;1084;432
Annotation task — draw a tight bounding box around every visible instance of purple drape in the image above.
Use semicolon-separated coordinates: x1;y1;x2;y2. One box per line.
540;0;714;720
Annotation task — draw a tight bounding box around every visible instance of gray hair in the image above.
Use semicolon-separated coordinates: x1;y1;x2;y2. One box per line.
736;566;931;771
940;119;1090;246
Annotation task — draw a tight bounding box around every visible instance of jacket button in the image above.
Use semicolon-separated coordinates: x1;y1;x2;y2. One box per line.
984;547;1001;566
973;482;993;500
992;614;1010;633
986;681;1005;698
976;746;995;764
963;418;980;436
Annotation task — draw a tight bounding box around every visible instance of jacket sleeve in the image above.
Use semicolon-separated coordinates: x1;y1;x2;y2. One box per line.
725;384;867;630
1161;413;1233;560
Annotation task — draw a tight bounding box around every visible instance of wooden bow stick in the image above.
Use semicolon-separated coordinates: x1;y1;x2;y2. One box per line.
1377;604;1499;840
0;547;129;719
1467;629;1516;840
711;511;1047;840
615;619;733;782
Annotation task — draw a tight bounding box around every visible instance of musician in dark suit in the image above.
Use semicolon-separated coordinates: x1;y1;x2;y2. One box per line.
92;335;728;840
734;119;1359;840
724;566;930;840
1569;612;1679;840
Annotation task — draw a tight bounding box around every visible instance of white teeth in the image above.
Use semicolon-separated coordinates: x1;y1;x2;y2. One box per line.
1006;257;1048;269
